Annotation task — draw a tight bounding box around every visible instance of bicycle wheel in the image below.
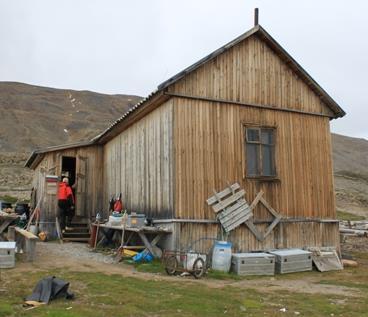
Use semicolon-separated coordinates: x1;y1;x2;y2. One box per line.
192;258;205;279
165;255;178;275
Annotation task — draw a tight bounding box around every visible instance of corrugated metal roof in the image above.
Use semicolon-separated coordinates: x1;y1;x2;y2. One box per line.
91;90;159;143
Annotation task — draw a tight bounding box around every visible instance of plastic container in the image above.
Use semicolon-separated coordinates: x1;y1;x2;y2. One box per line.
186;252;207;270
127;213;146;228
109;214;123;226
211;241;232;272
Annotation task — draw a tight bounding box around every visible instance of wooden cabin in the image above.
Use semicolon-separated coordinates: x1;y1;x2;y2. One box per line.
26;23;345;252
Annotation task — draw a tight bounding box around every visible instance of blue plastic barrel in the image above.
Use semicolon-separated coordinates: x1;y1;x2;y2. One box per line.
212;241;232;272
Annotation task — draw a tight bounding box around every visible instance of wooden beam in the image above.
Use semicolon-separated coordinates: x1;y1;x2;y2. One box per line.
165;92;333;118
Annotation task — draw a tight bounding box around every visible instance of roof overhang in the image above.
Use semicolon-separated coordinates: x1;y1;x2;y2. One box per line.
25;140;95;169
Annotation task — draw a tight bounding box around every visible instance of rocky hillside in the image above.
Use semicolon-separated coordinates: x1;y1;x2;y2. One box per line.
0;82;367;218
0;82;141;152
332;134;368;217
0;81;142;201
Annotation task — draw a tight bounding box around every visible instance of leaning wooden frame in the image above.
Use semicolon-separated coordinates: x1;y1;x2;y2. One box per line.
207;183;282;241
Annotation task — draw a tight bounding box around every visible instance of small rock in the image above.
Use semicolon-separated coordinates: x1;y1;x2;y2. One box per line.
240;305;246;312
294;312;300;315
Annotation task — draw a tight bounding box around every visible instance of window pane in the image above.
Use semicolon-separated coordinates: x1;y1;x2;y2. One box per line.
246;143;259;176
262;145;275;176
246;128;260;142
261;129;274;145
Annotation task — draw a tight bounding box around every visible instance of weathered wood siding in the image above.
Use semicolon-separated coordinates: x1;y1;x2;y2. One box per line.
174;222;339;253
103;100;174;219
31;145;104;233
173;98;336;221
168;35;334;117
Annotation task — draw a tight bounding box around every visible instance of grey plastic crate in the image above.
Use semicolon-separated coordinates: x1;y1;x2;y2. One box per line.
127;213;146;228
231;252;275;276
268;249;312;274
0;242;16;269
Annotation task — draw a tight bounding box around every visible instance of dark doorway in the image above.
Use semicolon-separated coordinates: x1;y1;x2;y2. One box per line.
61;156;76;186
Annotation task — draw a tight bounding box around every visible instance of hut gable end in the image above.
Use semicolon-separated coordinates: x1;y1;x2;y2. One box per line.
167;33;334;117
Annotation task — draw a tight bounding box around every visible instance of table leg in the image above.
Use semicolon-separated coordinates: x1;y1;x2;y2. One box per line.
138;232;158;257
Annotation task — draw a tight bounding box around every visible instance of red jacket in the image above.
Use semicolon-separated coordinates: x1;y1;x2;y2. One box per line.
58;182;75;204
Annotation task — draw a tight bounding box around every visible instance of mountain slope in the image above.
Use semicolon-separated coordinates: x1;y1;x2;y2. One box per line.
332;134;368;216
0;82;142;152
0;82;367;217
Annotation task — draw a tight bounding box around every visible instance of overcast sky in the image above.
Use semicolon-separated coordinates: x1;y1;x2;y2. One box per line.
1;1;367;139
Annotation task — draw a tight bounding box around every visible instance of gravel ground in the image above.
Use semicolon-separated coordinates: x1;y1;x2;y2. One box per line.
39;242;117;264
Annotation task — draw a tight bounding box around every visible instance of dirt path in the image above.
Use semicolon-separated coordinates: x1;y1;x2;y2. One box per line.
13;242;362;298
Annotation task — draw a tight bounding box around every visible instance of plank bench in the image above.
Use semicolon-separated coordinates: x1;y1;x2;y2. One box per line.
8;226;38;262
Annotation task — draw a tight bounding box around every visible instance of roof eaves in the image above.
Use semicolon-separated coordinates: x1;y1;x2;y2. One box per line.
255;26;345;118
92;89;160;143
24;140;95;169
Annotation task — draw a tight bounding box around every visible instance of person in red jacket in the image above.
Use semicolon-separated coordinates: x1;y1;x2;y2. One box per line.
57;177;75;232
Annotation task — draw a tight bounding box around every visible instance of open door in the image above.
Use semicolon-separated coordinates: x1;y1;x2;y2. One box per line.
76;155;88;217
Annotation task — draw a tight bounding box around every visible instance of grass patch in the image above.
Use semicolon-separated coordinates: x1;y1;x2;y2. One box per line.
133;259;165;274
1;253;368;316
337;209;365;221
0;195;18;204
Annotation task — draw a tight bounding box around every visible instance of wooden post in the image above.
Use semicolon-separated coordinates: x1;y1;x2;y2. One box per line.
7;226;15;242
254;8;259;26
25;239;36;262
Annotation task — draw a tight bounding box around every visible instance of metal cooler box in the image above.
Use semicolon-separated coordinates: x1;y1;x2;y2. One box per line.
268;249;312;274
231;252;275;276
0;242;16;269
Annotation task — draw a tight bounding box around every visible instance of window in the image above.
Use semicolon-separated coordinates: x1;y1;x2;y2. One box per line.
245;127;276;177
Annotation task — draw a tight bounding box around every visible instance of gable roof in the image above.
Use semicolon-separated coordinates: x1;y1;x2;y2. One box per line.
92;24;344;145
158;24;345;117
26;24;345;168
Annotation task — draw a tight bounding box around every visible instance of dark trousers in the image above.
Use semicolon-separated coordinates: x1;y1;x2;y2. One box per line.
58;200;75;230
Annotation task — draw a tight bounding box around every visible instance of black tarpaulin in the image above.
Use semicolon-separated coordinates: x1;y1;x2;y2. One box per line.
26;276;74;304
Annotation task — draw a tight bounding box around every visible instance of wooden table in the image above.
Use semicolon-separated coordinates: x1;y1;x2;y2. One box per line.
0;213;19;240
92;223;172;258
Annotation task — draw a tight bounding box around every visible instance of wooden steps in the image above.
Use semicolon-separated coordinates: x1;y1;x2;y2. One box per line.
62;223;90;243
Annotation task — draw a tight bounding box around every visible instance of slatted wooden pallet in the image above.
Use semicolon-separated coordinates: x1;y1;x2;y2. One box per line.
207;183;253;233
207;184;282;241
